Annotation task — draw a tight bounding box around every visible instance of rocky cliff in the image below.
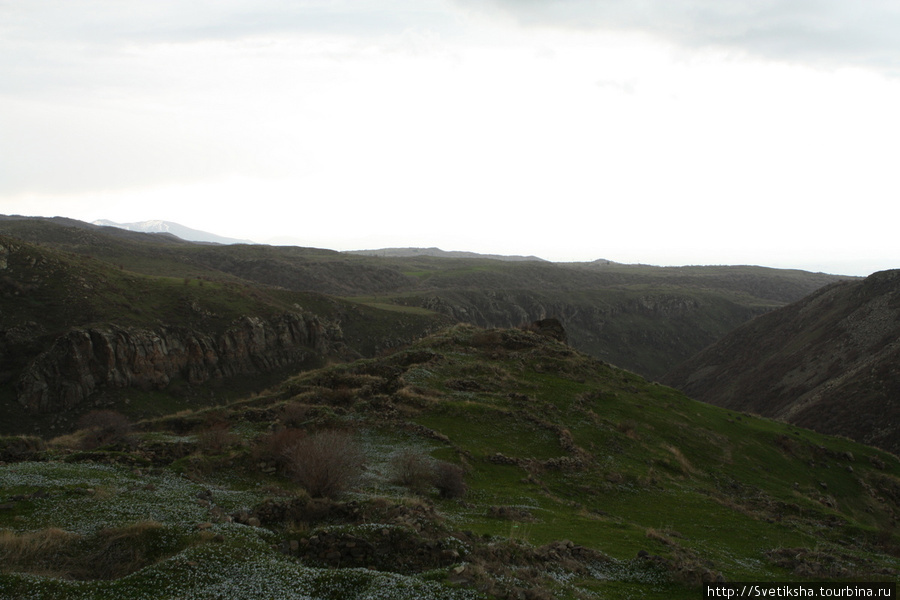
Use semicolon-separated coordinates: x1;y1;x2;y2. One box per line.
16;312;336;414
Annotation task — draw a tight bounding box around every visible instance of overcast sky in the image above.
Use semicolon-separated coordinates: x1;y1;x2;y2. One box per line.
2;1;899;276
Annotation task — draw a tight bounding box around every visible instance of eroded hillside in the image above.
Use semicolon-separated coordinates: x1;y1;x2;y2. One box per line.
664;269;900;454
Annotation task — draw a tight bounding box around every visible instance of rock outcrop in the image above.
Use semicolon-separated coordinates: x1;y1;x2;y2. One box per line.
16;312;335;413
405;290;767;377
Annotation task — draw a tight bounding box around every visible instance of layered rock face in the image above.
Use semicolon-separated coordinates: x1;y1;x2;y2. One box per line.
16;312;332;413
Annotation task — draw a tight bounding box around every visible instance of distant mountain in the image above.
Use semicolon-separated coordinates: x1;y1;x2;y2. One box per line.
663;269;900;454
93;219;254;245
345;247;547;262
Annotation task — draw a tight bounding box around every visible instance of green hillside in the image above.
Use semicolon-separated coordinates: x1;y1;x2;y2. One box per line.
664;269;900;454
0;216;850;383
0;235;448;435
2;326;897;599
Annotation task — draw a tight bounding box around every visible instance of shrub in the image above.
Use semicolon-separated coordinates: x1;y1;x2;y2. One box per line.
279;402;310;427
283;429;365;498
433;461;467;499
76;410;132;450
389;448;435;494
252;427;307;469
196;422;240;454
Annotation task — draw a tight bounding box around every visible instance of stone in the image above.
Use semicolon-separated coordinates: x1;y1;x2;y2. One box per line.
529;318;568;343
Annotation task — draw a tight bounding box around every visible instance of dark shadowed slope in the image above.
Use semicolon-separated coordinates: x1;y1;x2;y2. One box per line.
663;269;900;454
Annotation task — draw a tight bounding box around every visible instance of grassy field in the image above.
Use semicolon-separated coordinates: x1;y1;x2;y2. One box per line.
2;325;897;599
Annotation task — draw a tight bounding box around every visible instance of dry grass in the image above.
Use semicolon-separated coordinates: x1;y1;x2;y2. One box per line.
0;521;175;580
663;444;697;475
616;419;639;439
48;431;86;451
0;435;46;461
393;386;437;409
0;528;78;577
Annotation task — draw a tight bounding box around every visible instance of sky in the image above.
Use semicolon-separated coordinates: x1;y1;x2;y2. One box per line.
2;1;899;276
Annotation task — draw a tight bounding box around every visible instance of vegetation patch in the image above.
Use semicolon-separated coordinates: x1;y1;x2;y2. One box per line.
1;325;899;599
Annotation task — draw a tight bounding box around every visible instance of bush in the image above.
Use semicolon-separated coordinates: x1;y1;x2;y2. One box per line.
389;448;435;494
76;410;132;450
434;461;467;499
196;422;240;454
252;427;307;469
279;402;309;427
283;430;365;498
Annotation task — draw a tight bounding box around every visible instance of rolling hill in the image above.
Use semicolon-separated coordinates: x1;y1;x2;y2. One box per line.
0;216;848;407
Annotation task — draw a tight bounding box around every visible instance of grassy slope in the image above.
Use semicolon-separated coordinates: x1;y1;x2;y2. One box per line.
0;236;447;434
2;326;898;599
663;270;900;454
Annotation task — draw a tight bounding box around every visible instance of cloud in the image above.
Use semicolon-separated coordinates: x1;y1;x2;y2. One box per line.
0;0;458;46
455;0;900;74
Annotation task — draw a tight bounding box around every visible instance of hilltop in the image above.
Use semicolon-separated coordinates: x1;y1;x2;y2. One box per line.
664;269;900;454
1;325;898;599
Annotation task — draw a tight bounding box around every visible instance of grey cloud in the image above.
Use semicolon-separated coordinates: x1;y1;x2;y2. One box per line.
0;0;460;100
456;0;900;73
0;0;458;45
5;0;899;73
